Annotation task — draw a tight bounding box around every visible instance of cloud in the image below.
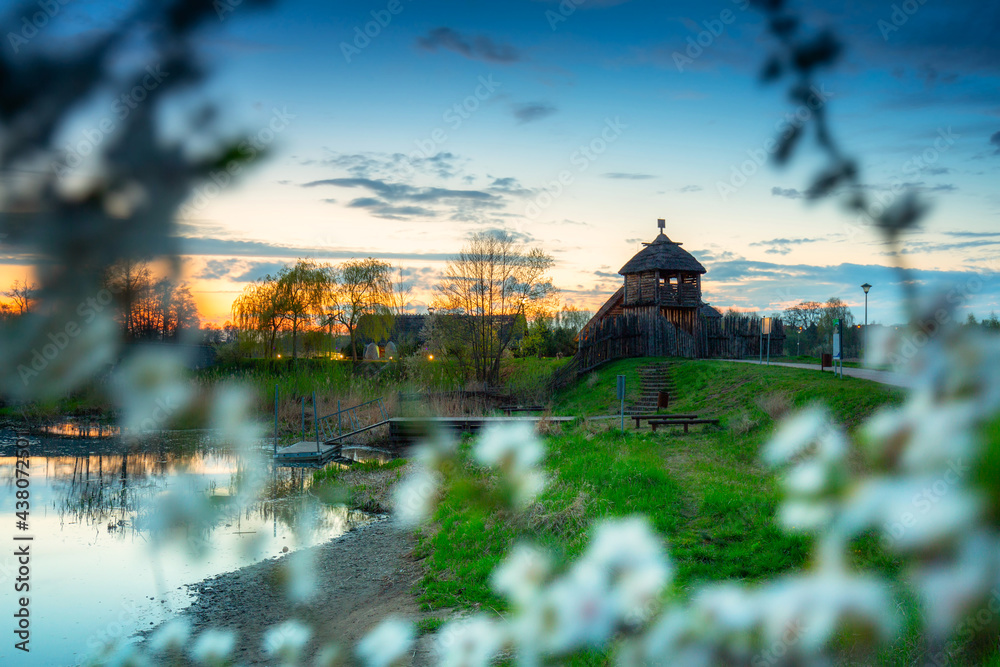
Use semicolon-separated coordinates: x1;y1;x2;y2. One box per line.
302;177;503;219
771;187;806;199
345;198;437;220
315;151;465;180
487;176;534;196
854;181;958;194
197;259;239;280
303;177;495;204
474;227;536;244
602;172;656;180
678;184;703;193
512;102;557;124
991;130;1000;155
176;235;455;262
896;238;1000;254
943;231;1000;238
417;27;519;63
750;237;822;256
232;261;289;282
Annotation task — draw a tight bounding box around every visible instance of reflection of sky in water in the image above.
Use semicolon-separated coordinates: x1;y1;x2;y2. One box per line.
0;428;371;666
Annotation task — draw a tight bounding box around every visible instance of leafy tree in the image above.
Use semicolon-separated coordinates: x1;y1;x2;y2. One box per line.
276;259;332;360
232;275;290;358
326;257;393;361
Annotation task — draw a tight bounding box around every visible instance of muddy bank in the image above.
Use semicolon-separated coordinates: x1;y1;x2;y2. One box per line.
156;518;433;665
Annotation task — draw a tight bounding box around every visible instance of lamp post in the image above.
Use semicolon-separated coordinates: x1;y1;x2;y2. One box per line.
861;283;871;359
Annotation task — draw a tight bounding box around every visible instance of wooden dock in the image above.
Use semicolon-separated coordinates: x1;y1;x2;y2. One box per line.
387;416;575;449
273;441;353;467
274;415;575;466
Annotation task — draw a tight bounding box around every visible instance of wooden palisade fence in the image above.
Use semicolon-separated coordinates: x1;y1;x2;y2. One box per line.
576;312;785;373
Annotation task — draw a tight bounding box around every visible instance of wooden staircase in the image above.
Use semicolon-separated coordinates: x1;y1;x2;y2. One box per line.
626;362;676;414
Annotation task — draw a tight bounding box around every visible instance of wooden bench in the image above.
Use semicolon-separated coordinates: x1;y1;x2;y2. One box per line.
632;414;697;428
649;418;721;433
499;405;545;416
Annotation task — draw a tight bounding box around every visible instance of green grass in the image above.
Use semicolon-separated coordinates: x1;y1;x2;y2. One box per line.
413;357;919;663
550;357;654;415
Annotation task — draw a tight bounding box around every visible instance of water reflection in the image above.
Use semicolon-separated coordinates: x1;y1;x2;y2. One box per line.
37;421;121;439
0;428;373;666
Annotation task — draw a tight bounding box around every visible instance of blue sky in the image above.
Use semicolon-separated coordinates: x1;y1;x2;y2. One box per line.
2;0;999;324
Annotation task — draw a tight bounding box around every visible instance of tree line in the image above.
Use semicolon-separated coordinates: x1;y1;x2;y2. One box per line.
226;232;592;386
231;257;402;361
0;261;199;342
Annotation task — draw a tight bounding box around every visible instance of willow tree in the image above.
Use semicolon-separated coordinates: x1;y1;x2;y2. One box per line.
232;260;333;359
232;275;289;358
277;259;333;359
435;231;555;385
324;258;393;361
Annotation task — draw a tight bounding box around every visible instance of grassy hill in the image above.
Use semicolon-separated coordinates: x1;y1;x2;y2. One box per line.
413;358;912;661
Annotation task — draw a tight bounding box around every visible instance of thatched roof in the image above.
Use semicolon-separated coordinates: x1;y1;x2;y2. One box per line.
618;233;706;275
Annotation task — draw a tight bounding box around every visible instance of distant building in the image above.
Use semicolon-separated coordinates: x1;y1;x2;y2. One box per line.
578;219;782;369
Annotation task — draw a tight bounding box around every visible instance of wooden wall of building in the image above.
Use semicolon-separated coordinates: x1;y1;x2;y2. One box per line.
576;312;785;373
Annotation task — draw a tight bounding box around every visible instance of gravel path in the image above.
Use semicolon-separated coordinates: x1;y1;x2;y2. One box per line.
160;517;432;665
724;359;911;388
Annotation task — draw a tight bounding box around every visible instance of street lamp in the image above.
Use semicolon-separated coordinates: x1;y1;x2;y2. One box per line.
861;283;872;360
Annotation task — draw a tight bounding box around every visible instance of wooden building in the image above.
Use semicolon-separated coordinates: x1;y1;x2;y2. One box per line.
577;219;782;370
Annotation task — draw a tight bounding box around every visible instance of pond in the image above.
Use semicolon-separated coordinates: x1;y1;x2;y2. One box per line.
0;426;373;666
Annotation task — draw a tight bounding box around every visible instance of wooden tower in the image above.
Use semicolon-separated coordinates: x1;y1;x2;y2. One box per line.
618;219;706;334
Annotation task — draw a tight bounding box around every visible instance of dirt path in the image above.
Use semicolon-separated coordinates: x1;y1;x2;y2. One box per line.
168;518;432;665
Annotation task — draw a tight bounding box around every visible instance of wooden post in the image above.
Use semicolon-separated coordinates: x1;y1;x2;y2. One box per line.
313;391;320;454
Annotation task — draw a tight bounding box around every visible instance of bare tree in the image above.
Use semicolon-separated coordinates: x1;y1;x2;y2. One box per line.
103;260;199;341
3;278;38;315
390;265;412;316
435;231;555;385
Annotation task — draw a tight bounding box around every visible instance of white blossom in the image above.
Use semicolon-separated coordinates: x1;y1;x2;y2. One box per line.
356;617;413;667
435;615;507;667
190;629;237;666
521;563;618;655
762;407;829;466
393;467;440;527
264;619;313;664
513;468;547;506
474;422;544;472
492;543;553;607
759;570;898;653
148;618;191;653
911;531;1000;639
113;349;194;435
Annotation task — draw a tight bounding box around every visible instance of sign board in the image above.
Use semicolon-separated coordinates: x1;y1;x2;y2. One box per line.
762;317;772;335
833;332;841;360
616;375;626;401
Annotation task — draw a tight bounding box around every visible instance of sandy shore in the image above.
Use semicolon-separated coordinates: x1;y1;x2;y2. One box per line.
151;517;433;665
